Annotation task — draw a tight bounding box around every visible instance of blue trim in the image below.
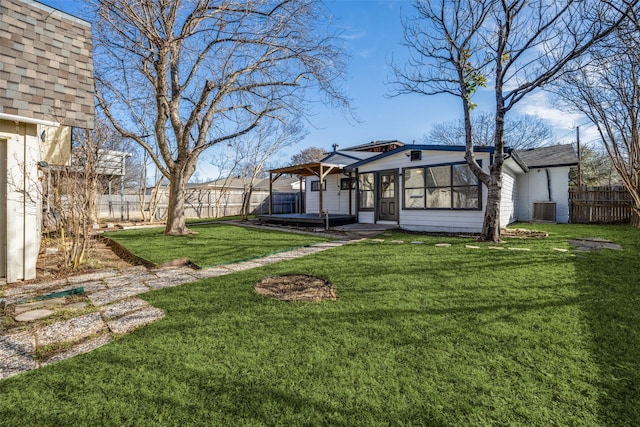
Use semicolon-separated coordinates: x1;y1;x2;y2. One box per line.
345;145;496;170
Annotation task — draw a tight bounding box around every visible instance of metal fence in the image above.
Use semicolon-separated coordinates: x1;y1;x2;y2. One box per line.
569;186;633;224
94;190;302;221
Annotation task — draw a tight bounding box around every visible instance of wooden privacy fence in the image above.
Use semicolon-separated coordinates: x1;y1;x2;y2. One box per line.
93;190;302;221
569;186;632;224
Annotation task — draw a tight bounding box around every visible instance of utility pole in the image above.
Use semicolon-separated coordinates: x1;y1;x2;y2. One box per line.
576;126;581;187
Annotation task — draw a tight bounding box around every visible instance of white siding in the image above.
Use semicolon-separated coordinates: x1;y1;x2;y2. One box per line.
305;174;356;215
500;167;518;227
0;120;42;282
356;150;492;232
516;166;572;223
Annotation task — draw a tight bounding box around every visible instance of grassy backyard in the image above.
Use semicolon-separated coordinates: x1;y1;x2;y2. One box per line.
103;223;330;267
1;224;638;425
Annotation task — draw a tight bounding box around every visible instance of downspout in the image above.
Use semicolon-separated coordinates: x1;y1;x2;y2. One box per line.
545;169;552;201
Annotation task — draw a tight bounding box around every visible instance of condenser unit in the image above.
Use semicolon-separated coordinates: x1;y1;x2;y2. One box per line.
532;202;556;223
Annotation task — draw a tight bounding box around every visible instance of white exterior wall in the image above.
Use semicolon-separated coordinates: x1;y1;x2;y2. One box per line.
305;174;356;215
0;119;42;282
500;166;519;227
356;150;492;232
516;166;572;223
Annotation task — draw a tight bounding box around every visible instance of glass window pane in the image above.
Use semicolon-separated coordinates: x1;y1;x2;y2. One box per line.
404;168;424;188
360;190;374;208
404;188;425;208
359;173;374;191
381;174;395;198
452;164;477;186
453;186;479;209
426;166;450;187
426;187;451;208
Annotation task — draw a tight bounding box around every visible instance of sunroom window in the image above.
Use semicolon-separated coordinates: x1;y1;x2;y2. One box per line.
403;162;481;210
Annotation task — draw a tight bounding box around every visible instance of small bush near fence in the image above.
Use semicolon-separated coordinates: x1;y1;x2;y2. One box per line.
569;186;632;224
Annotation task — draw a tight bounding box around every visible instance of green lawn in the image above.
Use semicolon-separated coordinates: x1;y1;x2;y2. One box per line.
1;224;638;425
103;223;330;267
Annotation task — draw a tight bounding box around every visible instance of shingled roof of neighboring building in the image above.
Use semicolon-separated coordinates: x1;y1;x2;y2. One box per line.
515;144;578;169
0;0;95;129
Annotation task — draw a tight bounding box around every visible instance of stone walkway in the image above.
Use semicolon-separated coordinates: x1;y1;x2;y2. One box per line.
0;239;359;380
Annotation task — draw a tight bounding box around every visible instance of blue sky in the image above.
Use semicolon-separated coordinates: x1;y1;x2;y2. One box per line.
39;0;592;180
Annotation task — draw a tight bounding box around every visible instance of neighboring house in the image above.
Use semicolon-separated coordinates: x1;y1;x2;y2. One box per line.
0;0;94;282
292;140;577;232
190;176;301;193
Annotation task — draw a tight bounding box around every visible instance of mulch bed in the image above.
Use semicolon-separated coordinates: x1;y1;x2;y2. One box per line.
501;228;549;239
255;275;337;302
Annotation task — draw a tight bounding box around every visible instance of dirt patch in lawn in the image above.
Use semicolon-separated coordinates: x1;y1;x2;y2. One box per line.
502;228;549;239
255;275;337;302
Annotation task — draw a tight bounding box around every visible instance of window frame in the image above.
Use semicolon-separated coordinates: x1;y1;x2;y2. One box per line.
358;172;375;211
310;180;326;191
402;161;482;211
340;177;356;190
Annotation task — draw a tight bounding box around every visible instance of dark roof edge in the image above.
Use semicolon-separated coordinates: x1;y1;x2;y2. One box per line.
526;162;578;169
345;145;495;170
507;149;529;172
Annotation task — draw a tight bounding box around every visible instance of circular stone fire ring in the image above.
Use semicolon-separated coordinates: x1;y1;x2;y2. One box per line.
254;274;336;302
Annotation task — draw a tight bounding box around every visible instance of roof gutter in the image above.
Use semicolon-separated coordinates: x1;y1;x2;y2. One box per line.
0;113;60;127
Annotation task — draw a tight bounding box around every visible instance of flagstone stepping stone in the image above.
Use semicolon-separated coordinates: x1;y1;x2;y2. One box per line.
435;243;451;248
465;245;480;249
508;247;531;251
488;246;504;250
390;240;405;244
36;313;105;347
410;241;424;244
14;309;55;322
553;248;569;252
370;239;385;243
106;306;165;335
0;332;37;379
568;238;622;251
101;298;150;320
13;297;66;315
41;335;112;367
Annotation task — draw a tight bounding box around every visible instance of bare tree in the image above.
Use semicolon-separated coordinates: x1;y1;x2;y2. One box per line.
235;118;305;219
45;127;105;269
569;145;620;187
427;112;555;150
554;11;640;224
390;0;635;241
94;0;348;235
290;146;327;165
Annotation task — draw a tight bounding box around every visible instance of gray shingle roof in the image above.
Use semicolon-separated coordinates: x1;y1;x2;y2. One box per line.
515;144;578;168
1;0;95;129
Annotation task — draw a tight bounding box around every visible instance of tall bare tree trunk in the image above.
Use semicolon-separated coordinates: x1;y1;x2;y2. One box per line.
481;170;502;242
165;163;195;235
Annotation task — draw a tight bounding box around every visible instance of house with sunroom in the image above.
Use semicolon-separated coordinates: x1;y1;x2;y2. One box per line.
264;140;577;232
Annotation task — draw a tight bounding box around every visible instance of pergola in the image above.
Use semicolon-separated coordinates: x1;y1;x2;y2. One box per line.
268;162;352;217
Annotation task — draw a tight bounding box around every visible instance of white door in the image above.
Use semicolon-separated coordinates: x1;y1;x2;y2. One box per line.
0;139;6;278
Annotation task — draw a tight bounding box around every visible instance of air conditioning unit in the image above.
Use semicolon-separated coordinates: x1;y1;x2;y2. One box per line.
532;202;556;223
